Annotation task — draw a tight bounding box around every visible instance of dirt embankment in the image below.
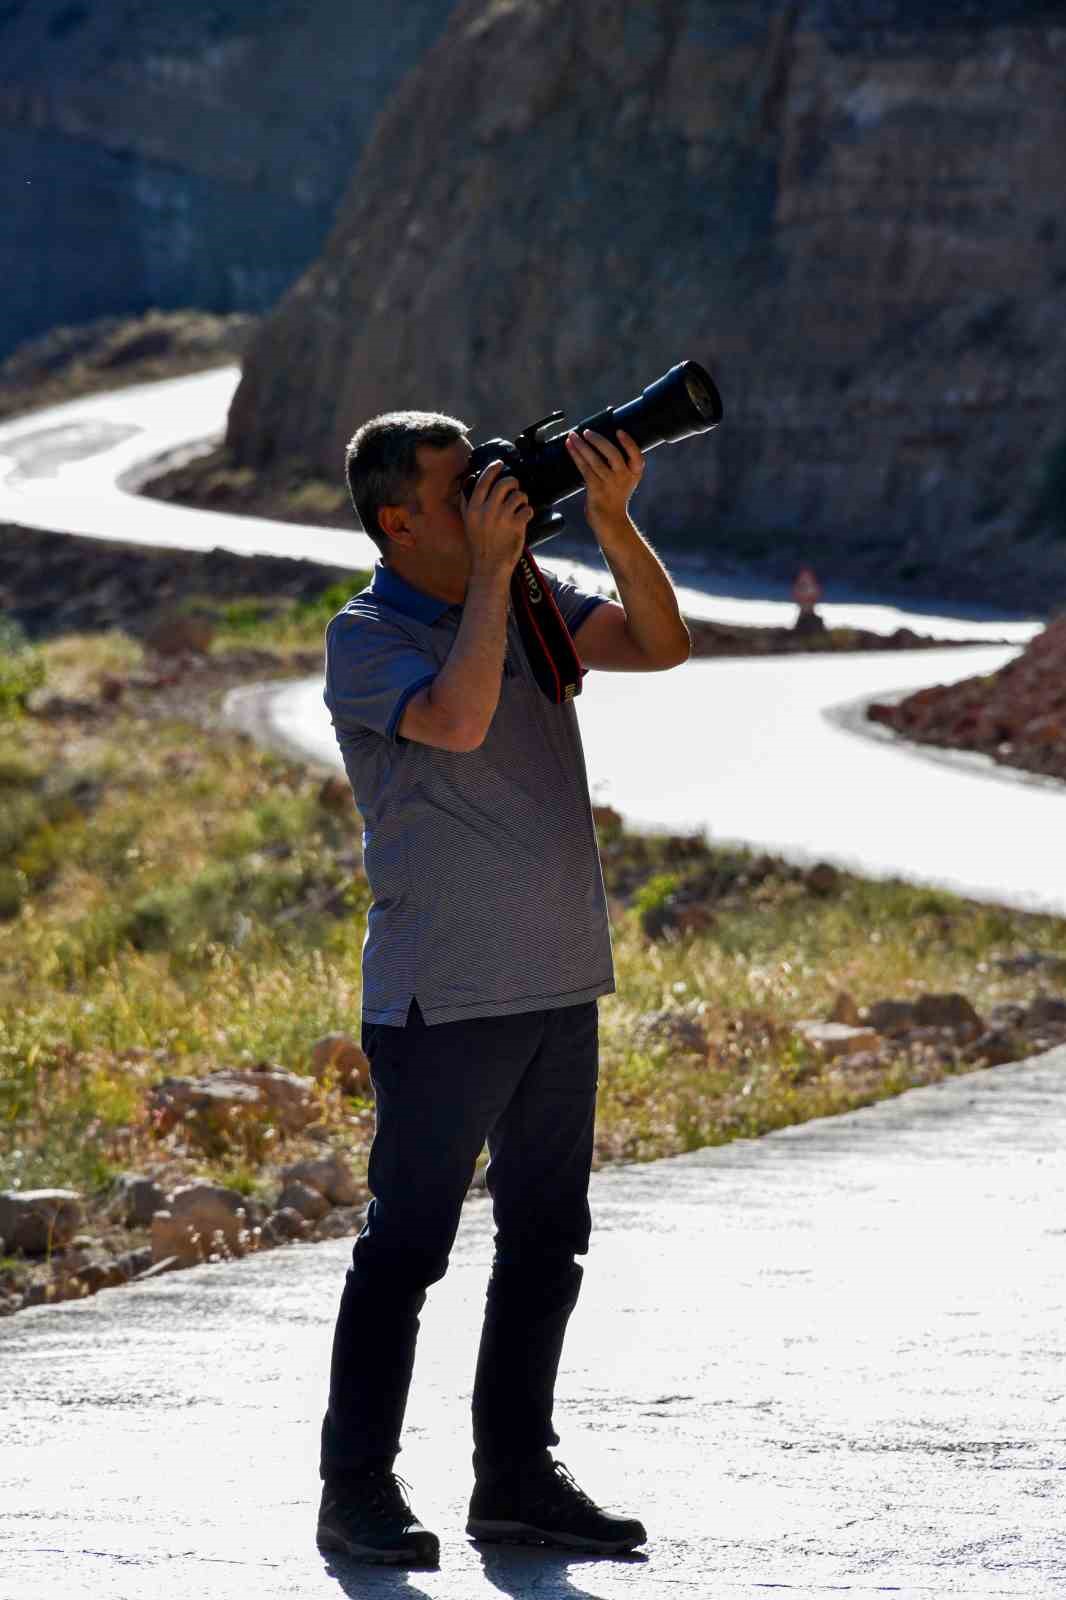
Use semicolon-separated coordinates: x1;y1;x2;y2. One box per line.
0;523;356;646
2;521;1004;662
868;614;1066;783
0;310;256;424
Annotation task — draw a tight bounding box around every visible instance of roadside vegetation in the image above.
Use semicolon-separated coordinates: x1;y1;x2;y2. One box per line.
0;309;255;423
3;592;1066;1234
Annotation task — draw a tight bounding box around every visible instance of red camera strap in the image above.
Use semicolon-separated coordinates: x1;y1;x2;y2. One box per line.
509;547;586;703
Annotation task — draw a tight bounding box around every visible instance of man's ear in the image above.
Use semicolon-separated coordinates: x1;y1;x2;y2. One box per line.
377;501;415;548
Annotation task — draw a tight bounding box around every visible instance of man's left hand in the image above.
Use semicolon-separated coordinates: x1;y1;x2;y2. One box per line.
565;426;644;535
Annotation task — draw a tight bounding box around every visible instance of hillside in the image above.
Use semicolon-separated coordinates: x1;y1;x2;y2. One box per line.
225;0;1066;610
0;0;457;358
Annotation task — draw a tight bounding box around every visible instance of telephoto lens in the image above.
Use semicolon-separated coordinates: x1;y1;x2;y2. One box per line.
463;360;723;545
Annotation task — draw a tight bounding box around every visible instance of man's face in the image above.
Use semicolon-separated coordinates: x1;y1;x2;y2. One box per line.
409;437;473;564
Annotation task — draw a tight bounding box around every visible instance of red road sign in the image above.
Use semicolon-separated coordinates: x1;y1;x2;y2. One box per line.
792;566;822;610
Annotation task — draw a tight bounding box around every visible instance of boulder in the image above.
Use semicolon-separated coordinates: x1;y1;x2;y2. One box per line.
963;1028;1021;1067
280;1152;360;1207
792;1022;879;1060
150;1211;205;1268
262;1207;310;1243
150;1183;254;1264
828;992;861;1027
71;1255;126;1294
276;1181;331;1222
912;993;983;1034
148;1066;317;1144
106;1173;167;1229
311;1207;364;1241
309;1035;371;1096
1025;994;1066;1027
864;1000;918;1037
0;1189;84;1255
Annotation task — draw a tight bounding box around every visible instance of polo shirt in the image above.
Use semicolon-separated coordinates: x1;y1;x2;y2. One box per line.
322;558;616;1026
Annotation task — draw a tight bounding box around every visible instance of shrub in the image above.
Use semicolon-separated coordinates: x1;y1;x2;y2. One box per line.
0;617;46;719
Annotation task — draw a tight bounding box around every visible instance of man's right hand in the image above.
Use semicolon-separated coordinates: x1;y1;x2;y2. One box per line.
462;459;533;576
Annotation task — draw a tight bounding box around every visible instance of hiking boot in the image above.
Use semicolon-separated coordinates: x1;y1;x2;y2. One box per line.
466;1451;647;1553
316;1467;440;1565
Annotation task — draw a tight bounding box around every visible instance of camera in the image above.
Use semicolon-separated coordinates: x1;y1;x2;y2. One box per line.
462;360;723;546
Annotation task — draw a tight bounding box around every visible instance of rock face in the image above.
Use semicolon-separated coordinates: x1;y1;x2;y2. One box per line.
0;0;458;357
227;0;1066;604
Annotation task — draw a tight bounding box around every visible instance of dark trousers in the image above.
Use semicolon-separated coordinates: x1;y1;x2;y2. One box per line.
319;993;599;1485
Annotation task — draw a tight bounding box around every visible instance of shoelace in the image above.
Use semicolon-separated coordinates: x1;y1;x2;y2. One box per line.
535;1460;602;1516
361;1470;417;1519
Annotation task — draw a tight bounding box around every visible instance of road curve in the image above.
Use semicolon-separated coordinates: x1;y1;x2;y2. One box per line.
1;368;1061;914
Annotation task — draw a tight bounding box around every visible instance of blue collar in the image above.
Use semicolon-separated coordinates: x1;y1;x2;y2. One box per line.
368;560;459;625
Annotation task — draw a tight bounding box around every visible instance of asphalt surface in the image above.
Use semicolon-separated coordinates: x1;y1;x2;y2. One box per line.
5;368;1063;911
2;1044;1064;1600
224;638;1066;917
4;370;1065;1598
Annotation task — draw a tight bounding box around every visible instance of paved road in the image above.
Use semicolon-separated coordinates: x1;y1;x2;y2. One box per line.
2;1044;1064;1599
0;366;1041;640
234;640;1066;917
4;372;1065;1600
3;367;1061;912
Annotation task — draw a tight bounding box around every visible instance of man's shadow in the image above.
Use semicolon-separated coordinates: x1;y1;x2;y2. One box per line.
476;1539;648;1598
320;1539;647;1598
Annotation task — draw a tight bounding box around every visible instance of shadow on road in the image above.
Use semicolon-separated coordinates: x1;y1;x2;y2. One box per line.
319;1540;648;1597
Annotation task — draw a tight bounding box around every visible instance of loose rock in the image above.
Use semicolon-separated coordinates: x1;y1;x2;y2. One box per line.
864;1000;918;1036
912;993;984;1035
106;1173;167;1228
793;1021;879;1060
148;1065;317;1145
0;1189;84;1255
309;1035;371;1096
276;1180;331;1222
263;1207;310;1243
280;1152;360;1207
828;991;861;1026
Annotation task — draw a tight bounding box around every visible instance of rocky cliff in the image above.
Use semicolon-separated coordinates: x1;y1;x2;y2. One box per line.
226;0;1066;606
0;0;457;359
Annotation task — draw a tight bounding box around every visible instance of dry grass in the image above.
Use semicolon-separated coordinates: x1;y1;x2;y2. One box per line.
3;614;1066;1217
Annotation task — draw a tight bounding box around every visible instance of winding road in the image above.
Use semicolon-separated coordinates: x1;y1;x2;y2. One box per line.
1;366;1060;914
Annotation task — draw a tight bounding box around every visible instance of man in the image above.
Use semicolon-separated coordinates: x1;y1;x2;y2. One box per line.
316;406;691;1565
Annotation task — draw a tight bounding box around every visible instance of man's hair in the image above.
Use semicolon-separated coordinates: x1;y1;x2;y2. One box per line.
344;410;469;559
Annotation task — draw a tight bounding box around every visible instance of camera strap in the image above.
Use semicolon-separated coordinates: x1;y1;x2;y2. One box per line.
509;547;586;703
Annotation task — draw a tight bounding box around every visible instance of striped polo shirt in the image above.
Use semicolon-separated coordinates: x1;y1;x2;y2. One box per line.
322;559;616;1026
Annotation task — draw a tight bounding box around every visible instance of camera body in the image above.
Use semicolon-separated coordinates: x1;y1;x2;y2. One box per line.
462;359;723;546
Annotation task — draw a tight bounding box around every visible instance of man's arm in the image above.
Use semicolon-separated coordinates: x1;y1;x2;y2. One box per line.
565;427;691;670
398;567;514;750
398;460;532;751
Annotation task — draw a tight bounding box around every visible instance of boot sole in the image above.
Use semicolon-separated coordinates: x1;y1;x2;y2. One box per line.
316;1526;439;1565
466;1517;645;1553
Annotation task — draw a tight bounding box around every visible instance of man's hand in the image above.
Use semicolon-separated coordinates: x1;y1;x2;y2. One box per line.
462;459;533;576
565;427;645;535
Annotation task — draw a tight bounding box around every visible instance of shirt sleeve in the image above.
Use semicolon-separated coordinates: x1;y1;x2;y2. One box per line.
323;611;439;745
541;567;612;637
